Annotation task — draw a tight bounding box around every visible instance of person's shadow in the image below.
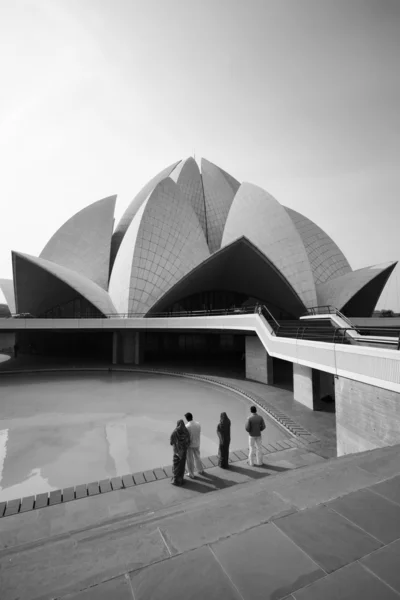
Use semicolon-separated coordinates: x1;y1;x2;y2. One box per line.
182;474;234;493
227;463;289;479
181;462;291;493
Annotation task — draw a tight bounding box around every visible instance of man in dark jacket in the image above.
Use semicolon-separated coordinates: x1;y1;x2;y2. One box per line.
245;406;266;466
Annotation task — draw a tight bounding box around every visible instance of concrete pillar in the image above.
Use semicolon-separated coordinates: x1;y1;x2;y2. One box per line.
0;332;15;353
133;332;144;365
293;363;315;410
122;332;135;364
112;332;118;365
245;336;273;384
335;376;400;456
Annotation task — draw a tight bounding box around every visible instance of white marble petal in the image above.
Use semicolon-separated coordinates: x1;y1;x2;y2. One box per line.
40;196;116;289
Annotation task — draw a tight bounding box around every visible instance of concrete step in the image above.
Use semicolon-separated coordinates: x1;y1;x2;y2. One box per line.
2;444;400;600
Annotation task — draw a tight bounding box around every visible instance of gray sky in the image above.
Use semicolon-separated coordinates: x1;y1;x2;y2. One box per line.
1;0;399;309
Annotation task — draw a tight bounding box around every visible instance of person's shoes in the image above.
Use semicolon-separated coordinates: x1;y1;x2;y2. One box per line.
256;463;263;467
197;470;205;475
247;461;254;466
188;474;195;479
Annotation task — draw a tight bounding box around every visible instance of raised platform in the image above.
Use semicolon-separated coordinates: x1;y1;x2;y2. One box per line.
2;442;400;599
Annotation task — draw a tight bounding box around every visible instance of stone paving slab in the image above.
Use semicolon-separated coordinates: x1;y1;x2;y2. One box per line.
99;480;112;494
275;505;382;573
360;539;400;594
211;522;325;600
87;482;100;496
292;562;399;599
63;487;75;502
50;490;62;505
143;470;156;482
35;492;48;508
368;474;400;506
163;465;173;478
75;485;87;499
4;499;20;516
328;488;400;544
129;546;241;600
132;471;146;485
111;476;123;490
20;496;34;513
62;574;134;599
122;474;134;488
234;449;247;460
153;468;167;481
159;490;295;555
201;457;214;469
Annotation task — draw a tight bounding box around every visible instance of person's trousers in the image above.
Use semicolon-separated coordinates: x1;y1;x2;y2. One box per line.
248;436;263;466
187;447;203;475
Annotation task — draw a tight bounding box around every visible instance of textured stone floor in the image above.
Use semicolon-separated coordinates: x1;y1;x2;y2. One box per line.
2;444;400;599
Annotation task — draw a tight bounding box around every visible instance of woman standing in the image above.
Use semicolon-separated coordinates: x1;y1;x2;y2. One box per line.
170;419;191;485
217;412;231;468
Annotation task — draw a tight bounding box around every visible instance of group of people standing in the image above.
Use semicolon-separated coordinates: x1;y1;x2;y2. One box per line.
170;406;266;486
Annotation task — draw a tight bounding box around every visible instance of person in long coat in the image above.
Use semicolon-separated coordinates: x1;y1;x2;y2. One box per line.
170;419;191;485
217;412;231;468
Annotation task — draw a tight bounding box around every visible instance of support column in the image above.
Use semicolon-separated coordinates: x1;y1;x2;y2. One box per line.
121;332;135;364
133;331;144;365
245;336;273;384
0;332;15;354
293;363;315;410
112;332;118;365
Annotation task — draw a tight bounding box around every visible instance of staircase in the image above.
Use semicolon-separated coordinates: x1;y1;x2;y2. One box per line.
275;318;349;344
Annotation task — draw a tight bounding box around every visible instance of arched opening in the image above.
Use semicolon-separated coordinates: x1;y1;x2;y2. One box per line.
148;237;306;320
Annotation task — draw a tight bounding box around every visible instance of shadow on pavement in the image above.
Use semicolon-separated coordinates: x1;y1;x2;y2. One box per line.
261;463;290;472
226;464;270;480
196;471;239;488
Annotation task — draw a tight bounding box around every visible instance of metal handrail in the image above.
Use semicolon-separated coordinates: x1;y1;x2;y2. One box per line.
303;305;355;328
305;305;337;315
275;324;400;348
259;304;280;332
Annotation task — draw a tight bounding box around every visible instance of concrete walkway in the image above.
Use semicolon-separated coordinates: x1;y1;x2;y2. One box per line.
2;443;400;599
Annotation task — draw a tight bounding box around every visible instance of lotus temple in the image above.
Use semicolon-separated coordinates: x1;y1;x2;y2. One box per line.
0;157;396;322
2;159;400;600
0;157;399;458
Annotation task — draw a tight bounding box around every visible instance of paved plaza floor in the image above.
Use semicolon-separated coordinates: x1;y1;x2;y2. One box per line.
1;442;400;599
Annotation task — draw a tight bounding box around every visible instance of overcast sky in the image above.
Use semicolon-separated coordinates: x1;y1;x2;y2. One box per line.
1;0;399;309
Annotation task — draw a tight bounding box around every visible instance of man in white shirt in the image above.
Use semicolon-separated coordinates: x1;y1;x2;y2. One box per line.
185;412;205;478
